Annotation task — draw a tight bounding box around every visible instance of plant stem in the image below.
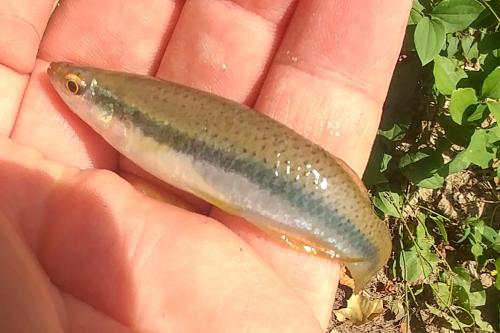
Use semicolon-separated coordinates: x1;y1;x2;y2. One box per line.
479;0;500;23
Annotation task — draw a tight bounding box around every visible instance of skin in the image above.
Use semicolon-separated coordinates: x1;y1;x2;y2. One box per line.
0;1;412;332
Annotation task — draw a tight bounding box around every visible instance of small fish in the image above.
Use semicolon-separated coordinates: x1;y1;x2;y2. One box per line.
47;62;391;291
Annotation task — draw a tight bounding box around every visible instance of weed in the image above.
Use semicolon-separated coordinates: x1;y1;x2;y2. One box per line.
362;0;500;331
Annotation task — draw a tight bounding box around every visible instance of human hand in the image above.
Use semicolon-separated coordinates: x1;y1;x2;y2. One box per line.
0;1;411;332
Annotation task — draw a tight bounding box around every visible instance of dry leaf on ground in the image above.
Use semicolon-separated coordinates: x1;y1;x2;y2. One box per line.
333;293;384;325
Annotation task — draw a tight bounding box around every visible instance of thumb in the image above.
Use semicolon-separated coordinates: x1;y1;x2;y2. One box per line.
0;213;63;332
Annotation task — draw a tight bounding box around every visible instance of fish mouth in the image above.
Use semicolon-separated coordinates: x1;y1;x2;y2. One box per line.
46;62;56;77
47;61;66;87
47;61;70;79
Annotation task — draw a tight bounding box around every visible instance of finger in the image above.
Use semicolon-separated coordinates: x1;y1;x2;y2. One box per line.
0;0;56;73
39;0;182;74
0;138;323;333
0;0;56;136
62;293;133;333
0;212;63;332
0;205;136;333
155;0;295;102
13;0;181;168
257;0;413;174
0;65;27;136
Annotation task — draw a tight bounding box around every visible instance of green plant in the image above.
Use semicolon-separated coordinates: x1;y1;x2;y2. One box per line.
363;0;500;331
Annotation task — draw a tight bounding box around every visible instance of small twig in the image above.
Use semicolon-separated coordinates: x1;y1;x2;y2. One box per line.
399;225;412;333
490;204;499;226
477;199;500;204
418;205;451;221
400;213;466;332
429;284;467;333
479;0;500;23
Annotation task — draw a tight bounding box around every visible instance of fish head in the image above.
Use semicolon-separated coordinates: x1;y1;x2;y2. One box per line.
47;62;114;131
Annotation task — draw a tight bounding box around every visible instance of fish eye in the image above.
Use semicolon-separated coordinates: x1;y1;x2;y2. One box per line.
64;74;86;95
66;80;78;94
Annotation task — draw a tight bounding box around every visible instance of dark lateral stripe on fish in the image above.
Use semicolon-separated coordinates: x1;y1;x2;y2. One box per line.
94;85;376;258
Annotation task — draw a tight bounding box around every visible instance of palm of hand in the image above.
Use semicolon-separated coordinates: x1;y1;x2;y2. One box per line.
0;1;410;332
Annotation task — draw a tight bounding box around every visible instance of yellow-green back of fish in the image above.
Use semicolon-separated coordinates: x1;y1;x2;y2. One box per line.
47;62;391;291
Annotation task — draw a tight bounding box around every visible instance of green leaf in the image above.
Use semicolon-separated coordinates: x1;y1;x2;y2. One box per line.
461;35;479;60
363;143;391;186
476;224;500;252
416;174;445;189
474;0;500;27
412;0;425;12
490;236;500;253
415;219;434;248
465;103;488;124
486;124;500;144
400;221;439;283
469;290;486;307
480;225;498;241
426;304;471;330
380;153;392;172
471;242;484;258
373;191;402;218
462;130;496;168
458;223;472;243
446;34;459;57
433;282;451;308
452;266;472;290
449;88;477;124
400;150;446;188
434;56;467;95
399;150;433;168
413;285;424;296
482;66;500;98
447;151;471;174
400;245;438;283
470;218;486;243
415;17;446;65
429;215;449;243
461;34;473;52
409;8;423;25
439;114;474;146
378;123;408;141
450;284;471;310
401;249;420;283
470;309;493;332
487;101;500;122
479;32;500;54
435;135;452;152
432;0;485;33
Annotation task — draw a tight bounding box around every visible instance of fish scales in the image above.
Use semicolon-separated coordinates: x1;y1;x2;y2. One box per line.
95;81;375;257
47;62;391;291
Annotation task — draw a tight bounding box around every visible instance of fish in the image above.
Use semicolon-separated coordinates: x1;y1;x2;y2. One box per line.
47;62;391;291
